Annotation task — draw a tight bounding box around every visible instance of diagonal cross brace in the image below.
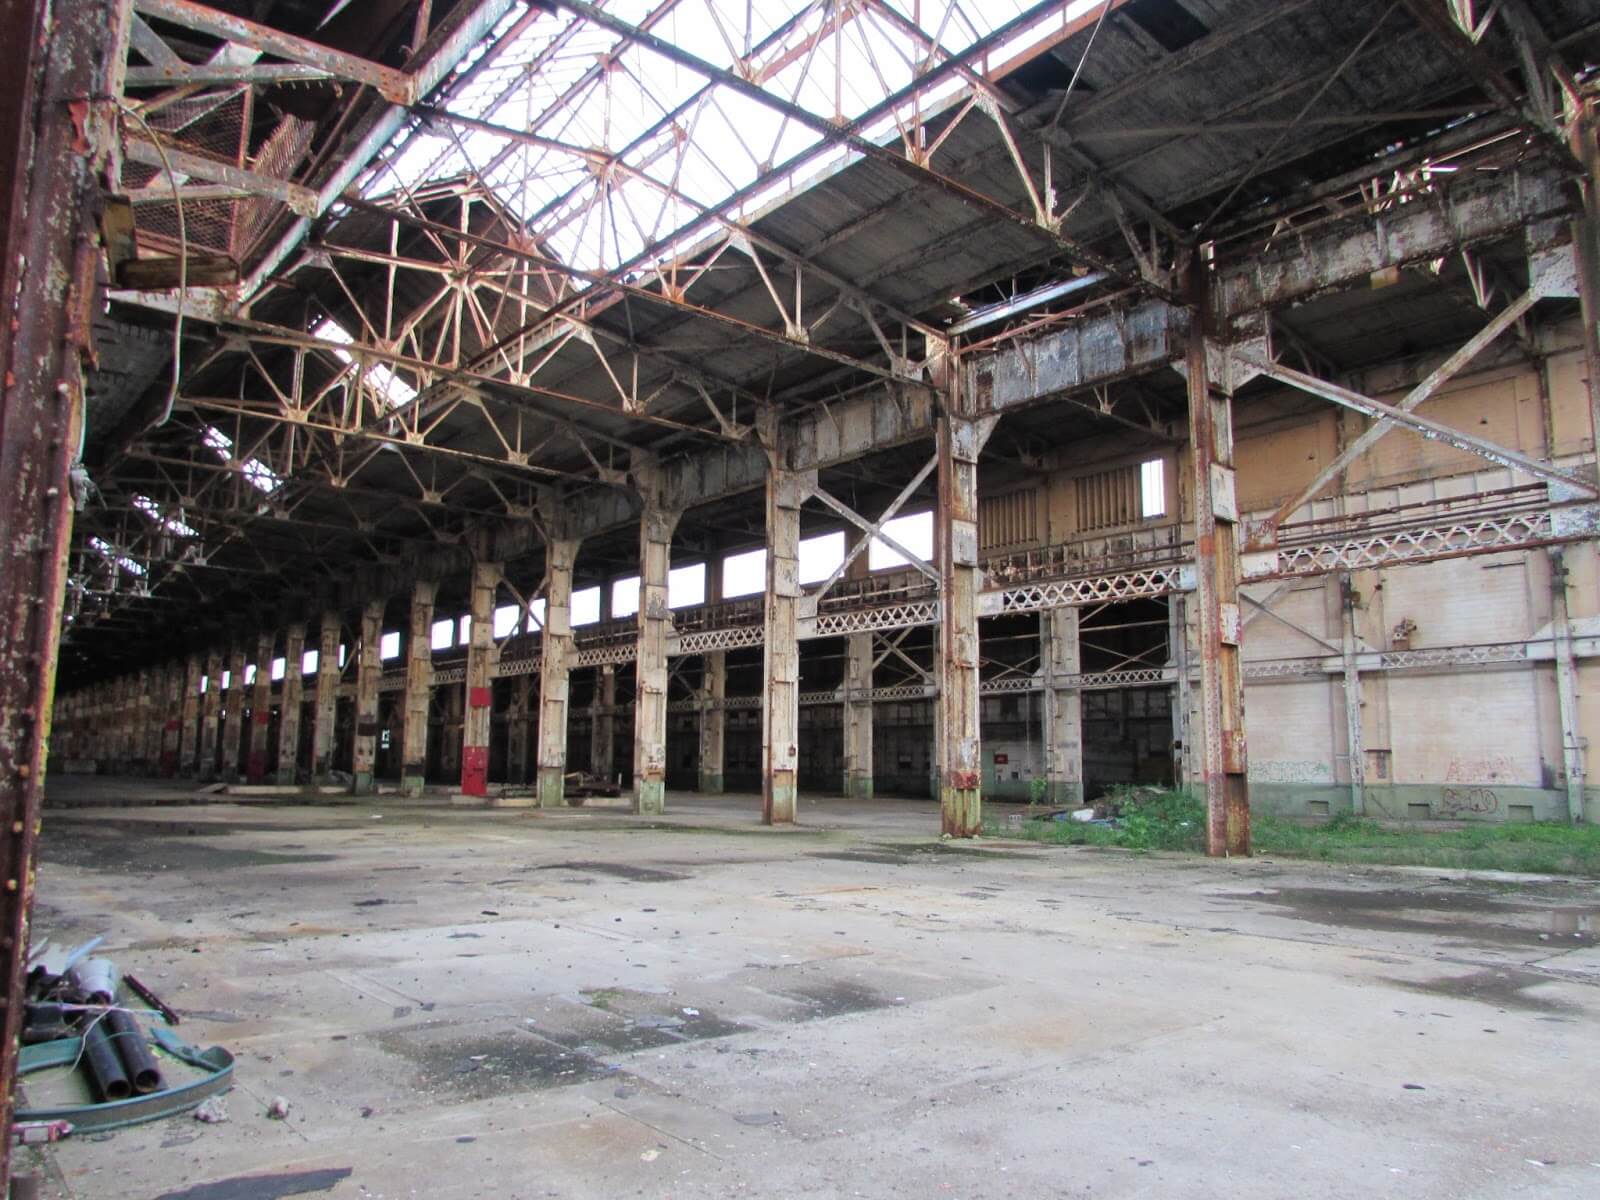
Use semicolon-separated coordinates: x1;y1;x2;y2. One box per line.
809;454;940;597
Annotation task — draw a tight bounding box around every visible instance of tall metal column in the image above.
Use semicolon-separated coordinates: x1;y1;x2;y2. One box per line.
1041;608;1083;805
762;458;809;825
843;633;874;799
1186;315;1251;857
1549;550;1588;823
401;581;435;797
935;357;993;838
160;665;182;776
536;539;579;807
634;462;682;816
1339;574;1366;816
699;651;726;793
278;622;306;786
247;632;274;782
352;599;384;794
0;1;126;1170
312;611;341;779
221;644;247;782
1168;596;1191;787
461;561;501;798
135;669;155;772
591;666;616;783
178;653;202;776
200;650;222;780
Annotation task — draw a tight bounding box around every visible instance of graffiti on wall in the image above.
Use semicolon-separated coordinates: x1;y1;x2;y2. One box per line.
1437;786;1499;816
1250;759;1333;784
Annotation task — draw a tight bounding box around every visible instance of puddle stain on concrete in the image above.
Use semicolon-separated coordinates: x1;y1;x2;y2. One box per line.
1238;886;1600;950
536;861;689;883
1385;967;1579;1014
374;1027;613;1099
152;1167;354;1200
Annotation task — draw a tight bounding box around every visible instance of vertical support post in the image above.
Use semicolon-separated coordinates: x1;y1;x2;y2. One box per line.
762;455;808;825
537;540;579;807
134;669;153;772
699;651;727;793
352;598;384;794
1041;608;1083;805
461;561;500;798
312;611;340;779
221;644;246;782
248;632;273;783
1168;595;1191;786
634;462;682;816
1339;574;1366;816
200;650;222;780
178;653;202;777
1569;106;1600;453
591;665;616;783
1549;549;1588;823
935;347;992;838
278;623;305;786
1185;308;1251;857
160;664;181;777
843;633;874;799
401;580;435;796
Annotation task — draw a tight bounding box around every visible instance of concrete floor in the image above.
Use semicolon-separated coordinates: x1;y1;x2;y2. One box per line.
19;778;1600;1200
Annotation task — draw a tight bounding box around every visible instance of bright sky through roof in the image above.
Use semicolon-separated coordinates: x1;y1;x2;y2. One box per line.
364;1;1105;282
312;318;418;408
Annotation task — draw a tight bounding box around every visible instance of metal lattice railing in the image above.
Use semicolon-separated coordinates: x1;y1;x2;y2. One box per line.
812;600;940;637
985;564;1191;615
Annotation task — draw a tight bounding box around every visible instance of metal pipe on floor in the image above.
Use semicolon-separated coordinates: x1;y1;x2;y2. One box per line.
104;1009;163;1094
80;1021;132;1102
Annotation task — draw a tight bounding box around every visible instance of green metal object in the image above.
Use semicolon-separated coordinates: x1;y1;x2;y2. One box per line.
15;1028;234;1132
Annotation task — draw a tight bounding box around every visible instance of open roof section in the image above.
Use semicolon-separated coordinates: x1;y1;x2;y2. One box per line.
360;0;1111;283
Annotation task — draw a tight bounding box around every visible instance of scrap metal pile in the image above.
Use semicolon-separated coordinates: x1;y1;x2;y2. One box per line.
13;939;233;1140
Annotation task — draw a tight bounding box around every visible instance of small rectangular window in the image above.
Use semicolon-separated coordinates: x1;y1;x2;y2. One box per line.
270;657;286;681
380;631;401;660
669;563;705;609
869;511;933;570
1140;458;1166;519
302;649;318;675
612;576;641;618
431;618;455;651
244;664;257;685
493;604;521;638
571;586;601;626
721;548;765;598
457;615;471;644
527;598;546;631
798;531;845;584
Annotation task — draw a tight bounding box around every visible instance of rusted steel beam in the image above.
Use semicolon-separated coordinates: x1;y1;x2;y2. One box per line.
132;0;413;103
633;458;681;817
0;0;127;1185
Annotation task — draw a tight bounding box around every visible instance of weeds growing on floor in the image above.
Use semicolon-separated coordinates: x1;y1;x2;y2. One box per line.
988;789;1600;876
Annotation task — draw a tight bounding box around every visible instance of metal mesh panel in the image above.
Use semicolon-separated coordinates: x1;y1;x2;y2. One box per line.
235;115;317;259
124;89;250;258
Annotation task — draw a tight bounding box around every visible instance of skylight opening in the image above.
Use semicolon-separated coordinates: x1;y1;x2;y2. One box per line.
89;536;146;576
312;317;418;408
360;0;1105;284
132;494;198;538
201;425;282;494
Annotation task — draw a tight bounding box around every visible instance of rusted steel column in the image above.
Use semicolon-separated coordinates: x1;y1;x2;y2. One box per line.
590;665;616;783
400;581;435;797
137;669;157;773
699;651;726;794
160;664;182;777
843;633;873;799
935;357;994;838
278;623;306;786
1185;317;1251;857
1041;608;1083;805
0;0;129;1179
634;462;682;816
178;654;202;777
536;540;578;807
199;650;222;780
1549;550;1588;823
312;611;341;779
1569;106;1600;453
462;562;501;798
506;674;532;786
762;455;811;825
247;633;274;783
352;599;384;794
221;645;247;782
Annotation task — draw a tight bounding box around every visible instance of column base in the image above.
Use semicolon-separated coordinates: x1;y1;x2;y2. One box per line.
764;775;796;825
1042;780;1083;806
351;770;374;795
941;775;982;838
697;772;724;794
536;767;567;809
461;745;488;797
400;771;425;797
275;767;298;787
634;779;665;815
844;773;873;801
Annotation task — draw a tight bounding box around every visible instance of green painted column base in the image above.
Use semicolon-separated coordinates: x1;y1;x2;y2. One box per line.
399;771;425;798
1043;780;1083;806
275;768;297;787
941;784;982;838
765;779;797;825
845;774;873;801
351;770;374;796
536;767;567;809
634;779;665;815
697;772;724;795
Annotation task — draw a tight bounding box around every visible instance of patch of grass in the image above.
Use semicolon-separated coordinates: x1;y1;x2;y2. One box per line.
1252;813;1600;876
988;794;1600;876
582;988;623;1011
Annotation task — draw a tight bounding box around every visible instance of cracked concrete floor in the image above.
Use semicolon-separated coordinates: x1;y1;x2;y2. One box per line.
21;779;1600;1199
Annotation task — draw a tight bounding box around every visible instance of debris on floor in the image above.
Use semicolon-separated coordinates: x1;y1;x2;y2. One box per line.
15;937;236;1138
